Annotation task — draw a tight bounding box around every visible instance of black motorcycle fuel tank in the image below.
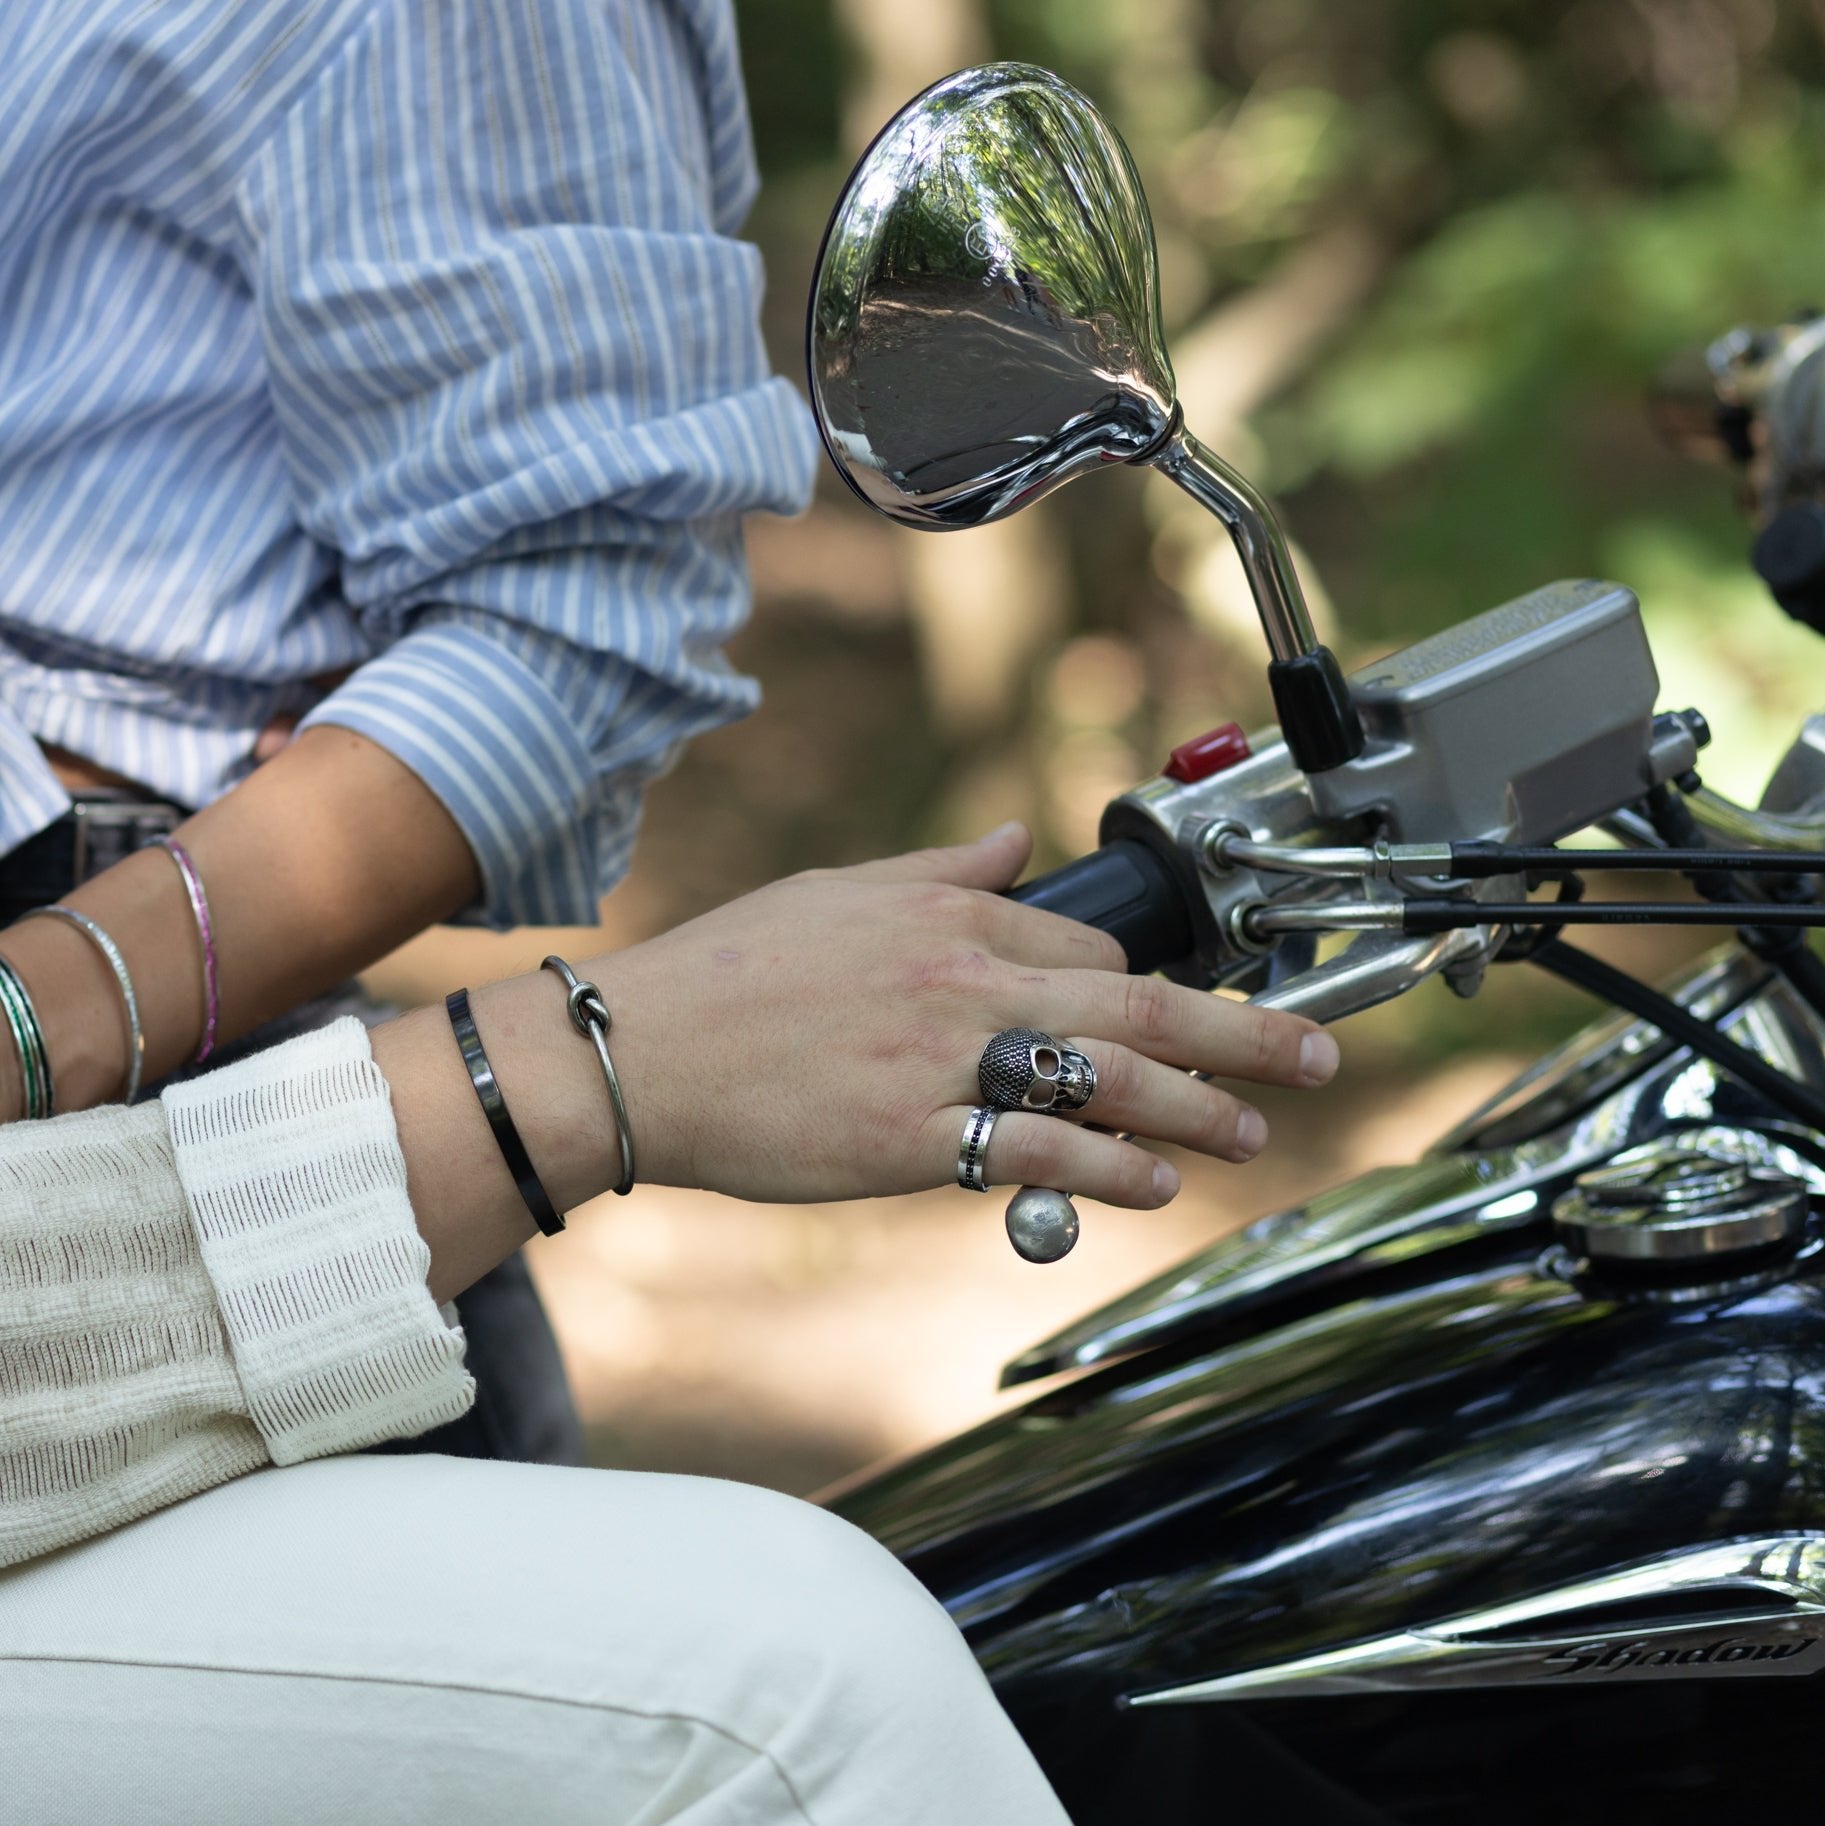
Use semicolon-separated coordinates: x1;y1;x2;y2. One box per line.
827;963;1825;1824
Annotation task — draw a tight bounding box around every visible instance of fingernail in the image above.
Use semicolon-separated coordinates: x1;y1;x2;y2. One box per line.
977;820;1024;846
1235;1108;1268;1159
1299;1030;1340;1085
1151;1158;1180;1203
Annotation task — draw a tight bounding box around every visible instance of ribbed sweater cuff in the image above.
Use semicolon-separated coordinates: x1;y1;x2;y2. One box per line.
162;1018;474;1463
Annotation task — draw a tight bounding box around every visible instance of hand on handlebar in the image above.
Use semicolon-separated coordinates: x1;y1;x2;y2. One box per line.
588;822;1340;1210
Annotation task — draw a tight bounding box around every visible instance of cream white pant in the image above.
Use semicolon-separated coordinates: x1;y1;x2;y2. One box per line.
0;1455;1070;1825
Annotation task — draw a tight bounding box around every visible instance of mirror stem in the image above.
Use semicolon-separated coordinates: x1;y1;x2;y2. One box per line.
1154;427;1315;661
1153;427;1365;773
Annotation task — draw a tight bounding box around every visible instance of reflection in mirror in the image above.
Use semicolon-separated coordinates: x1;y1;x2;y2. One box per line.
807;63;1364;775
808;63;1175;527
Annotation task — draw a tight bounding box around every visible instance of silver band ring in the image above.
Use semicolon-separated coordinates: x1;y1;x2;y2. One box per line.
957;1105;999;1192
978;1027;1097;1114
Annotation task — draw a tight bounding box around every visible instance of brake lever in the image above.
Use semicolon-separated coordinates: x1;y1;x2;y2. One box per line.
1247;925;1489;1022
1003;925;1494;1264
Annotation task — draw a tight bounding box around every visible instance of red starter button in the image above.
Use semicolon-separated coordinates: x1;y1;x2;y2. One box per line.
1164;722;1251;784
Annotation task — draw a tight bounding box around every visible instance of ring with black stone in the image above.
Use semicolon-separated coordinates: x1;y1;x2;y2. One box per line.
957;1105;999;1192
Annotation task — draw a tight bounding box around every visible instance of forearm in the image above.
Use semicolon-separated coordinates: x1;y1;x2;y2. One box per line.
0;726;479;1114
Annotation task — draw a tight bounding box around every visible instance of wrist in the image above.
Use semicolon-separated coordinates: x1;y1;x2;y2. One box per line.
373;947;669;1301
466;963;635;1210
0;919;131;1111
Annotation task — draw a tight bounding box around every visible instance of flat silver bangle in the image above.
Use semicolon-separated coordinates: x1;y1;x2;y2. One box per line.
541;954;636;1197
19;907;142;1104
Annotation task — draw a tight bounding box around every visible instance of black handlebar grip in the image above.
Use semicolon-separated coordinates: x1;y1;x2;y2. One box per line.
1006;840;1195;975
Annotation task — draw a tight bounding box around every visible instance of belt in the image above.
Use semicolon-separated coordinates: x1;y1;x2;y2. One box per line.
0;792;184;914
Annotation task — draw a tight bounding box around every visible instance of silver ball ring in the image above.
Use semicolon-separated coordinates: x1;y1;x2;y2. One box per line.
957;1105;999;1192
978;1027;1097;1115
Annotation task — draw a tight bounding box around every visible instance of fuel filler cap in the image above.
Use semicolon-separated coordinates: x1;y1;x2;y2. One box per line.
1552;1141;1809;1266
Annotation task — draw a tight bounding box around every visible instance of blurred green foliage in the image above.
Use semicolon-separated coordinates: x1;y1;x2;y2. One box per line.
708;0;1825;1067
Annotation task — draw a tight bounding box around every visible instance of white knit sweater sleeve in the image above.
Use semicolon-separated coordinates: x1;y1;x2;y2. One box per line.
0;1016;473;1570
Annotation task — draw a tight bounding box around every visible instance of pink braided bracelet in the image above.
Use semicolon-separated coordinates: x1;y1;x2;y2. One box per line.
156;837;218;1063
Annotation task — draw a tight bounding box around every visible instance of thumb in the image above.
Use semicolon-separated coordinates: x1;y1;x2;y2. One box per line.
846;820;1033;890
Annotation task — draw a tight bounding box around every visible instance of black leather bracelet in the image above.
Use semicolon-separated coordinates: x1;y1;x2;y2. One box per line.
445;987;566;1237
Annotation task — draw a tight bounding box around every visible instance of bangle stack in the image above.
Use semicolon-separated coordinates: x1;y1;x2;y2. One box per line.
155;836;218;1063
0;833;203;1119
17;907;144;1104
0;956;53;1110
444;955;639;1236
0;956;53;1119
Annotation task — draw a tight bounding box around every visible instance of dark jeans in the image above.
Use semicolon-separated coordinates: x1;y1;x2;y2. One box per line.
1;827;584;1469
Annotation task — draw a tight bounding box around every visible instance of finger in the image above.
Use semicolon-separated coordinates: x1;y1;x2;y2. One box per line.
843;821;1032;889
954;1107;1179;1210
969;893;1129;974
1014;972;1340;1087
1069;1039;1267;1163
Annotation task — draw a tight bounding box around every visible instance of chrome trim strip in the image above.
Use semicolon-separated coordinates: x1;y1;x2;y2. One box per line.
1125;1537;1825;1703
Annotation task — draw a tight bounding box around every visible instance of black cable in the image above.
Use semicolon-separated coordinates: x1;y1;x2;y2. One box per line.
1529;940;1825;1136
1641;784;1825;1029
1401;900;1825;932
1451;843;1825;878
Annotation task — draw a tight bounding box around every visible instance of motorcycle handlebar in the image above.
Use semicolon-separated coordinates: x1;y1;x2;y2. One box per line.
1007;840;1196;974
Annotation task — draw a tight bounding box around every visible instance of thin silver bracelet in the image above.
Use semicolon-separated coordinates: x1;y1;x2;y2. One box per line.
19;907;143;1104
541;954;636;1196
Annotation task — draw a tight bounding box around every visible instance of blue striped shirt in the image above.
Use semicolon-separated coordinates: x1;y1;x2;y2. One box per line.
0;0;817;926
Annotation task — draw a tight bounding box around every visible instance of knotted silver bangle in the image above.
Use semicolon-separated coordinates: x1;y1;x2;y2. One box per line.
541;954;636;1197
19;907;143;1104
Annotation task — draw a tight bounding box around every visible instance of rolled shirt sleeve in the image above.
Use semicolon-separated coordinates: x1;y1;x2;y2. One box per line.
237;0;817;926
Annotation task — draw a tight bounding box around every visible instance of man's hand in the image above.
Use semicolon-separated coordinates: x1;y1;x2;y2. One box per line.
587;822;1340;1206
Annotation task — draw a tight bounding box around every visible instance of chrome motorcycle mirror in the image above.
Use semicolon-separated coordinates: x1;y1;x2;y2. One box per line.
807;61;1364;774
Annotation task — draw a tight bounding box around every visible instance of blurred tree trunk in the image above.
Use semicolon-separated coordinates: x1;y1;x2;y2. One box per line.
831;0;1068;736
830;0;988;156
1175;221;1390;443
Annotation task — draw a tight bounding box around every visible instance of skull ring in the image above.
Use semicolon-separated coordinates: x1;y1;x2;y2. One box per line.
978;1028;1097;1114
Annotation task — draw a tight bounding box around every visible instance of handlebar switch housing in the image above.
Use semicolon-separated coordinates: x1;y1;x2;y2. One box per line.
1093;578;1697;992
1308;579;1693;847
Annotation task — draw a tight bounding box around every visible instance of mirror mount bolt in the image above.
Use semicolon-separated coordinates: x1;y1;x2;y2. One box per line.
1269;648;1366;774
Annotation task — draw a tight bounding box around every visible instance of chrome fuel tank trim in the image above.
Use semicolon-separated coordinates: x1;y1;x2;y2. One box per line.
1126;1536;1825;1702
1002;954;1825;1387
1000;1150;1555;1386
1435;949;1784;1152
